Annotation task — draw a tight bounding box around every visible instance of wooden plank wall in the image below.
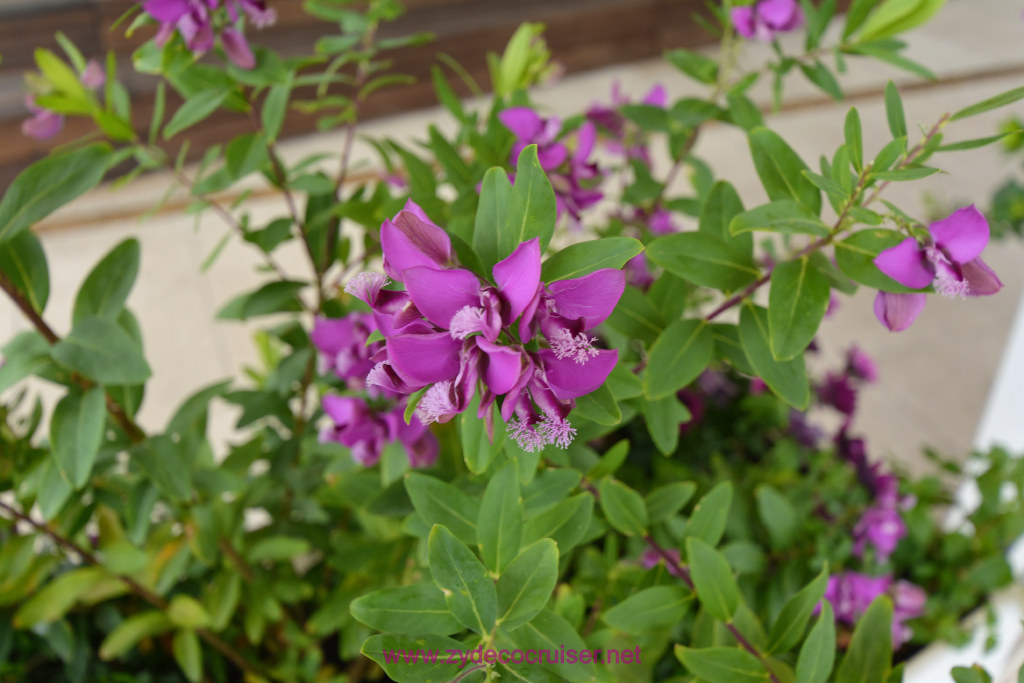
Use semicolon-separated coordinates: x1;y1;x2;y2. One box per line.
1;0;718;188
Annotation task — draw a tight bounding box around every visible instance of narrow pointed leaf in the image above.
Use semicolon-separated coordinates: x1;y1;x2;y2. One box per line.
478;463;522;573
769;257;831;360
687;537;740;621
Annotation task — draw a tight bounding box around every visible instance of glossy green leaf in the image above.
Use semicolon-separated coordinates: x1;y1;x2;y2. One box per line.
675;646;768;682
50;387;105;489
172;630;202;683
797;601;836;683
572;382;621;426
748;128;821;215
460;394;506;474
845;108;864;171
604;585;693;634
647;232;760;292
503;610;595;682
647;481;697;522
522;493;593;553
666;48;719;84
800;61;842;101
478;463;523;573
72;238;140;326
496;539;559;630
405;473;479;545
730;200;830;238
361;634;465;683
350;582;462;635
427;525;496;634
642;394;691;456
884;81;907;138
13;568;106;628
473;166;513;270
540;237;643;282
835;597;894;683
769;257;831;360
739;304;810;409
164;89;228;139
500;145;557;258
598;478;648;537
687;537;740;621
644;319;714;399
700;180;751;252
99;611;173;660
0;144;112;245
768;566;829;653
756;485;801;551
686;482;733;547
952;85;1024;122
586;439;629;481
0;231;50;313
51;317;151;385
857;0;946;42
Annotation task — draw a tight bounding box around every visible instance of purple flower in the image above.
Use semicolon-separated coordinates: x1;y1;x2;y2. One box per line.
732;0;805;42
348;201;623;452
586;82;667;164
817;372;857;417
640;548;686;578
319;395;437;468
22;59;105;141
499;108;603;229
140;0;275;68
788;409;823;448
846;346;878;384
873;206;1002;331
311;313;382;388
853;504;906;563
891;580;927;644
823;572;925;646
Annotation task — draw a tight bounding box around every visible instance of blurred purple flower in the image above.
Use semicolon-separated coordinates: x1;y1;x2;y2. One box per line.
311;313;382;388
853;504;907;563
731;0;805;42
319;395;437;468
22;59;105;141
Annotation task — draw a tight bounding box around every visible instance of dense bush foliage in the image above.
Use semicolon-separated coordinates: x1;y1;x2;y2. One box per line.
2;0;1024;681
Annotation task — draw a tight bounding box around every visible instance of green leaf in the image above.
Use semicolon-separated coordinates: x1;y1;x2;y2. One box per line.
755;485;800;552
172;630;202;683
700;180;750;251
647;481;697;523
604;585;693;634
739;304;810;409
748;128;821;215
429;125;474;190
845;108;864;171
478;463;522;573
473;167;513;270
884;81;907;138
72;239;140;326
168;595;210;630
225;133;269;179
857;0;947;42
246;536;311;563
496;539;559;630
52;317;151;385
769;566;829;653
586;438;630;481
572;382;621;426
50;387;106;489
835;597;893;683
686;482;733;547
675;646;768;682
647;232;760;291
834;229;920;292
642;395;691;456
603;285;664;344
801;61;843;101
134;434;191;501
768;257;831;360
666;48;719;84
37;459;72;520
499;145;558;259
427;524;497;635
460;394;505;474
350;582;462;635
405;473;479;545
216;281;306;320
206;572;241;632
164;89;228;139
598;478;648;537
262;82;291;141
0;144;112;245
502;610;595;682
687;537;740;622
644;319;714;399
540;237;643;282
0;231;50;313
797;601;836;683
951;666;993;683
13;568;106;628
730;200;830;237
952;85;1024;121
361;634;465;683
621;104;670;132
843;0;882;37
871;166;939;181
845;42;935;80
522;493;593;553
99;611;173;660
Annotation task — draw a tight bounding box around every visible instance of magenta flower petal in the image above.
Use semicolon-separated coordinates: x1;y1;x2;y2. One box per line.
402;266;481;329
381;218;449;279
873;238;934;289
80;60;106;89
574;122;597;163
142;0;190;21
493;237;542;323
539;348;618;400
928;205;990;264
477;339;524;395
322;395;365;425
386;332;462;386
546;269;625;329
500;107;544;141
311;316;352;355
961;257;1003;296
642;84;667;108
731;6;757;37
873;291;927;332
221;28;256;69
759;0;802;28
537;144;569;171
21;110;64;140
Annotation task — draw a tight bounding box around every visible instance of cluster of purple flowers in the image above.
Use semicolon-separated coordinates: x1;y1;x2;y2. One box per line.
731;0;804;42
140;0;276;69
823;572;926;645
499;108;603;229
344;201;623;453
312;313;438;469
873;205;1002;332
22;61;105;141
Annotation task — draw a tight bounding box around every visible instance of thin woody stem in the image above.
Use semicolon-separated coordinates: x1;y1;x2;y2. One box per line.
0;499;268;680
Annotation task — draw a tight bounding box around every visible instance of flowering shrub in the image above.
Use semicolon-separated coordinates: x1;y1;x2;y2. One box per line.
1;0;1023;681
